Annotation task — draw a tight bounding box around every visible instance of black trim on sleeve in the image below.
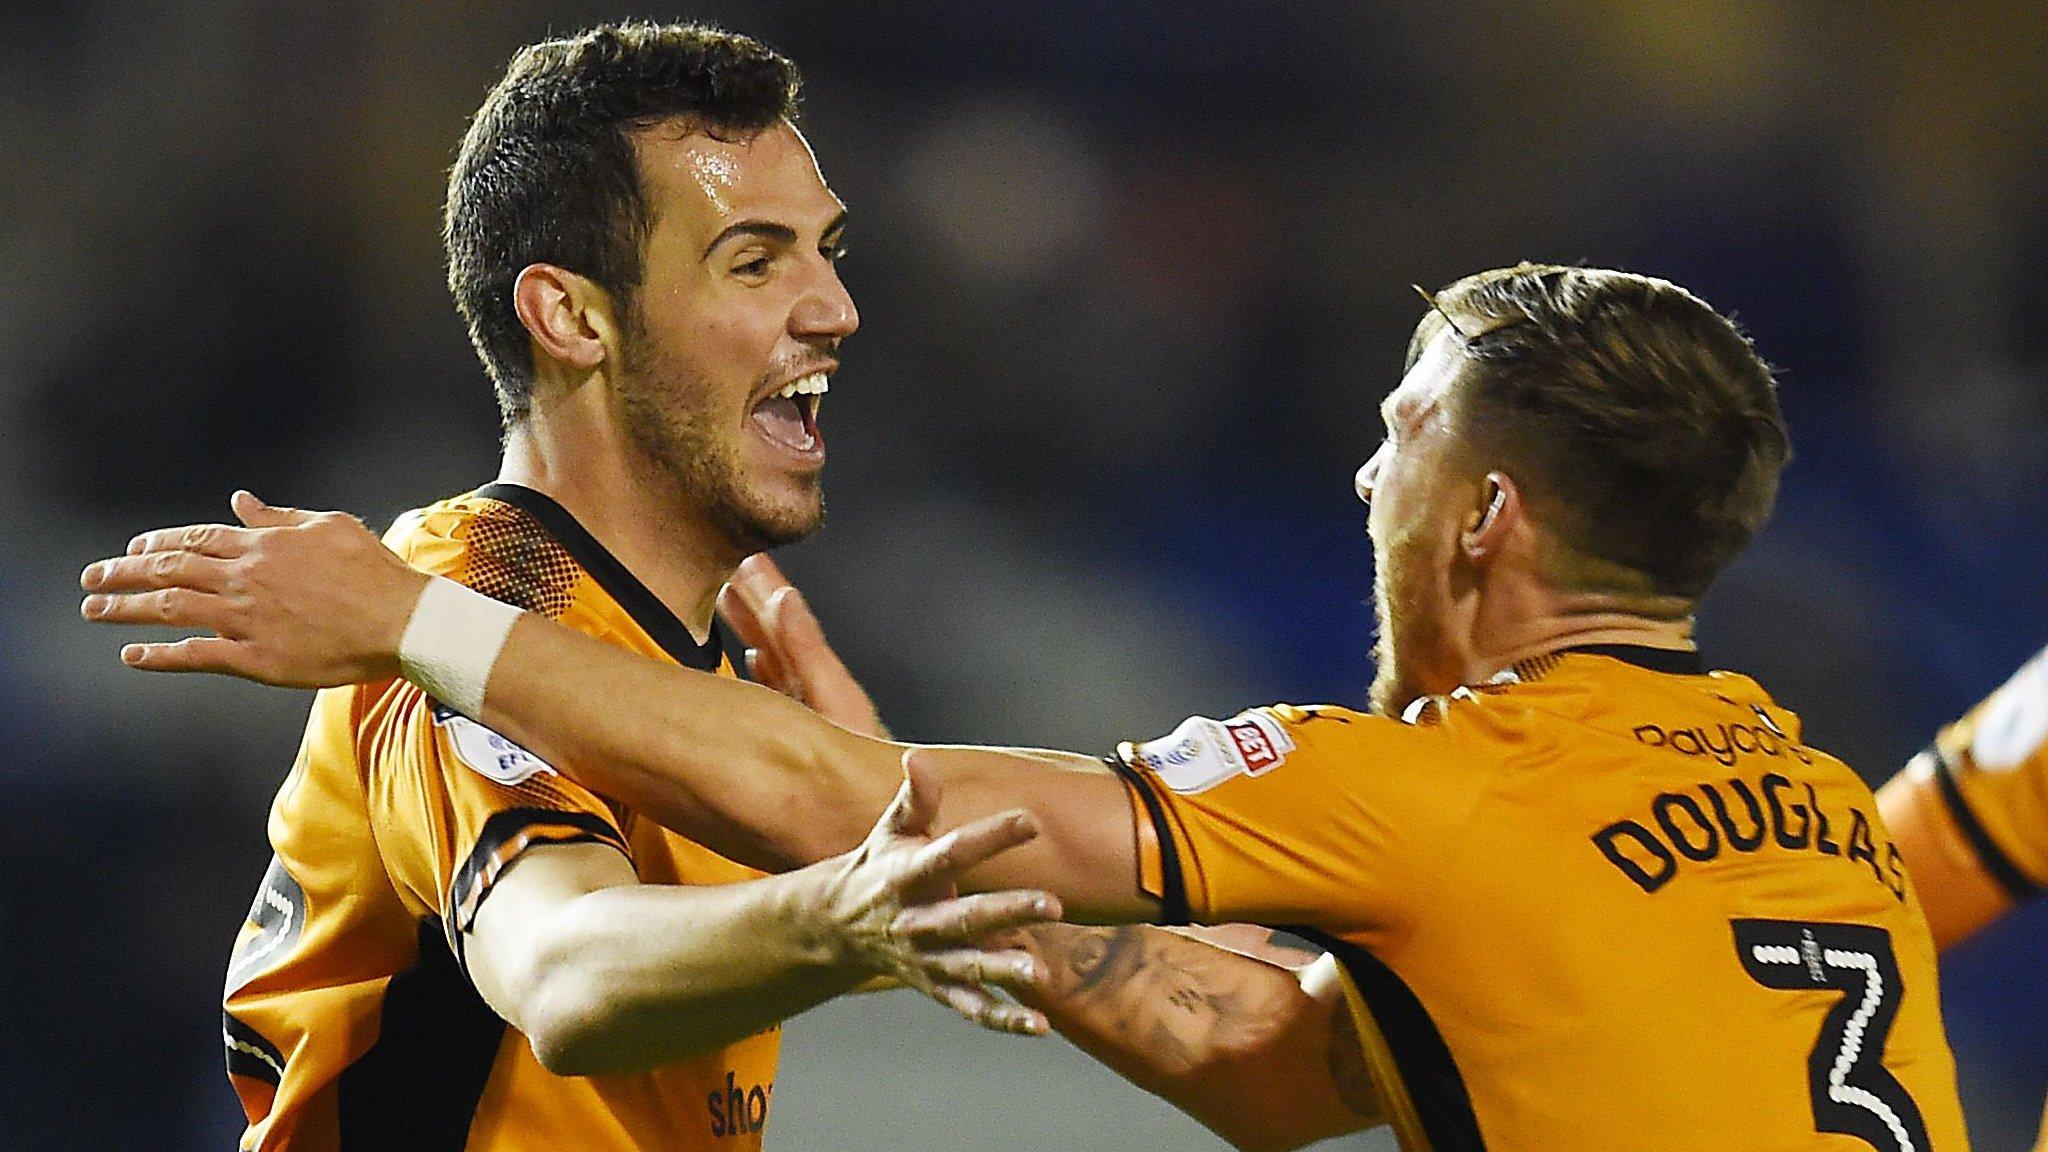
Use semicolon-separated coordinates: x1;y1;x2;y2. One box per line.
1106;755;1190;926
1927;743;2042;902
476;482;725;671
337;920;506;1152
445;807;630;969
1291;928;1487;1151
222;1010;286;1087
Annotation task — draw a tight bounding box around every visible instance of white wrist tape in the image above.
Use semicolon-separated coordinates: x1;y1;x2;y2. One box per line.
397;576;523;717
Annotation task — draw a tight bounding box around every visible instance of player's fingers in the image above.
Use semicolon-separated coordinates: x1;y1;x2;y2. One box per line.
125;522;256;559
729;553;794;615
715;581;773;653
899;807;1040;889
926;981;1048;1037
81;550;235;595
720;557;782;638
230;490;321;528
893;892;1062;943
120;636;254;676
745;645;796;698
911;948;1045;995
80;588;235;631
764;586;838;687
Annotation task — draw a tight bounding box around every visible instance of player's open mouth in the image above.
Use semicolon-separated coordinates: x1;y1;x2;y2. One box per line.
749;371;827;459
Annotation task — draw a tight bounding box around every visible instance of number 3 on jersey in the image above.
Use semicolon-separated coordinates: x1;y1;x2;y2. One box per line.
1733;919;1931;1152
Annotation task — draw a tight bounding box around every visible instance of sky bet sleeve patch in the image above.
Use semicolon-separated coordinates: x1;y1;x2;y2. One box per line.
431;703;558;786
1126;709;1296;794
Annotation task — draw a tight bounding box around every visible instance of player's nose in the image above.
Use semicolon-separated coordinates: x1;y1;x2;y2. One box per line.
793;263;859;341
1355;443;1388;505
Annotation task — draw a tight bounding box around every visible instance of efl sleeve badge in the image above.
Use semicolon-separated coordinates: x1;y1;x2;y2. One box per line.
1126;708;1296;794
432;703;558;786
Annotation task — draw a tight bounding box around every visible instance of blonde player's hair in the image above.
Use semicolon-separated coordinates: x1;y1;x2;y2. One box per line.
1411;263;1791;600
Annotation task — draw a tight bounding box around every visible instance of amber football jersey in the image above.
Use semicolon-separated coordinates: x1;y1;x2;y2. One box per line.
223;483;780;1152
1113;647;1969;1152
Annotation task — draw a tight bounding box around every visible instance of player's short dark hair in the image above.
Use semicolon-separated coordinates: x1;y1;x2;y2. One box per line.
1412;263;1792;600
446;22;801;424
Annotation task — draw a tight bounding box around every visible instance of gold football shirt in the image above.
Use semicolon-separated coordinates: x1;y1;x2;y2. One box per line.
1115;647;1969;1152
223;484;780;1152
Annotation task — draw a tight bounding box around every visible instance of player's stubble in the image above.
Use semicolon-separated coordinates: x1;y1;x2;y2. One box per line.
1367;519;1445;718
615;305;826;555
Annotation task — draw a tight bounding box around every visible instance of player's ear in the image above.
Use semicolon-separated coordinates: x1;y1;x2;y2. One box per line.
512;263;620;374
1461;471;1520;561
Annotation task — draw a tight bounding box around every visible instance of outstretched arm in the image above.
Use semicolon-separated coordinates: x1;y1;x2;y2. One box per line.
81;495;1151;919
471;766;1059;1072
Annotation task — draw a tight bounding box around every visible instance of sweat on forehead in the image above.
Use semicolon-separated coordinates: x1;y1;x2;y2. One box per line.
635;121;824;197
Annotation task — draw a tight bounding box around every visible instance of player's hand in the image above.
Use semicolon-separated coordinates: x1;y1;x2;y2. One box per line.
814;758;1060;1035
79;491;427;688
718;553;888;738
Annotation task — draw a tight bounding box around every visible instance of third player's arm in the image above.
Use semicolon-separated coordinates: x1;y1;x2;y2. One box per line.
1876;645;2048;950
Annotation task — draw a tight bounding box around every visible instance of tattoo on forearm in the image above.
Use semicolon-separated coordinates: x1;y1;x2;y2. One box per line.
1064;925;1146;994
1034;924;1280;1075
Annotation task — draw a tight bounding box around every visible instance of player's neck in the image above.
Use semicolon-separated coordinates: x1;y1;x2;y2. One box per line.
1465;578;1697;684
497;424;733;643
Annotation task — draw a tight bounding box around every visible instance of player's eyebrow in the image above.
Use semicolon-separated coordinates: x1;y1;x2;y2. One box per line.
703;209;849;259
703;221;795;259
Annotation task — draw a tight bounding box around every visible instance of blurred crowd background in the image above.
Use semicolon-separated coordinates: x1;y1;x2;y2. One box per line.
5;2;2047;1148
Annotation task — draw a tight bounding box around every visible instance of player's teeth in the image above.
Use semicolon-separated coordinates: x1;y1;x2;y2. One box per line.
771;374;829;401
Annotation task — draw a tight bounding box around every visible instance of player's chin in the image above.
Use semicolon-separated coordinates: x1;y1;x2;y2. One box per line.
733;482;825;549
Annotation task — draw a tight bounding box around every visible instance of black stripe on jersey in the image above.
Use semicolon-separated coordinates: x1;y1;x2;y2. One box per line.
1928;743;2042;901
477;482;725;671
1565;644;1705;675
1291;928;1486;1152
446;808;631;969
337;921;506;1152
1105;756;1191;925
223;1009;286;1087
